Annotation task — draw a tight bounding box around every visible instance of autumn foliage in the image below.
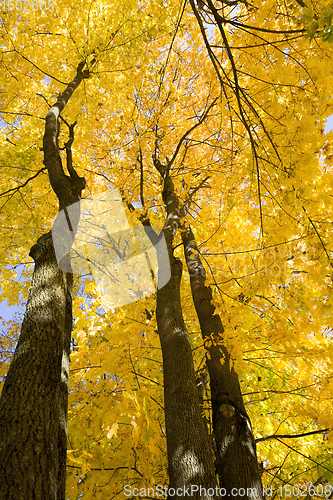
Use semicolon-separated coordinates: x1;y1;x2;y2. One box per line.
1;0;333;498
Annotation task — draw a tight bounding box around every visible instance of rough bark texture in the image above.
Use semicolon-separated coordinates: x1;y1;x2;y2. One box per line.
146;165;217;499
0;62;88;500
157;254;217;499
181;227;263;500
0;234;72;500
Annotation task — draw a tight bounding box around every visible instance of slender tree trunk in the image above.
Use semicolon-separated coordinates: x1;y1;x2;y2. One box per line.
181;226;263;500
156;252;217;499
0;62;88;500
144;166;217;499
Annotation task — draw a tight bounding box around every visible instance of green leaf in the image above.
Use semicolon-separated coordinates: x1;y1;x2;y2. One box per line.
302;5;314;23
305;20;319;41
319;5;333;27
320;25;333;43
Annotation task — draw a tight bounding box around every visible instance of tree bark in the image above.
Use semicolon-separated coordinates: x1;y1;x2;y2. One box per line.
181;226;263;500
145;167;217;499
0;235;72;500
157;252;217;499
0;62;88;500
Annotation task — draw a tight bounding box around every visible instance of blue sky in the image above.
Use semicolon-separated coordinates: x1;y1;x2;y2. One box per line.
0;303;18;321
325;114;333;133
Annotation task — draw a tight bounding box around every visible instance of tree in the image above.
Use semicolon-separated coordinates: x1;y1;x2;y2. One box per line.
0;61;90;499
1;0;333;498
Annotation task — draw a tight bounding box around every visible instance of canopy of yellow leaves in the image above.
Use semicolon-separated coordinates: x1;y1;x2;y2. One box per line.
1;0;333;496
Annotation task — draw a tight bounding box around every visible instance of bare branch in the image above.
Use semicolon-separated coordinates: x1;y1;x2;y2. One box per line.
14;49;68;85
0;167;47;198
256;428;329;443
138;148;145;208
169;96;219;168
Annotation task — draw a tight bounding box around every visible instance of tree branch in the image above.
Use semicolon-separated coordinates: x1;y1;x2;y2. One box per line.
0;167;47;198
43;62;88;211
256;428;329;443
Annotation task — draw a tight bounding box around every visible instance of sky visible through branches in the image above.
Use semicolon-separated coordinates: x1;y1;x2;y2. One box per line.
1;112;333;322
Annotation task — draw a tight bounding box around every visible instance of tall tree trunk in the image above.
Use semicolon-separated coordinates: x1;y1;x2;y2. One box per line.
0;235;72;500
181;226;263;500
0;62;88;500
145;166;217;499
156;251;217;498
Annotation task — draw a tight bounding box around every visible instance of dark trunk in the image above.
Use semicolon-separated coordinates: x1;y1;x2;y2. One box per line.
144;165;217;498
0;62;88;500
0;234;72;500
156;252;217;499
181;227;263;500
